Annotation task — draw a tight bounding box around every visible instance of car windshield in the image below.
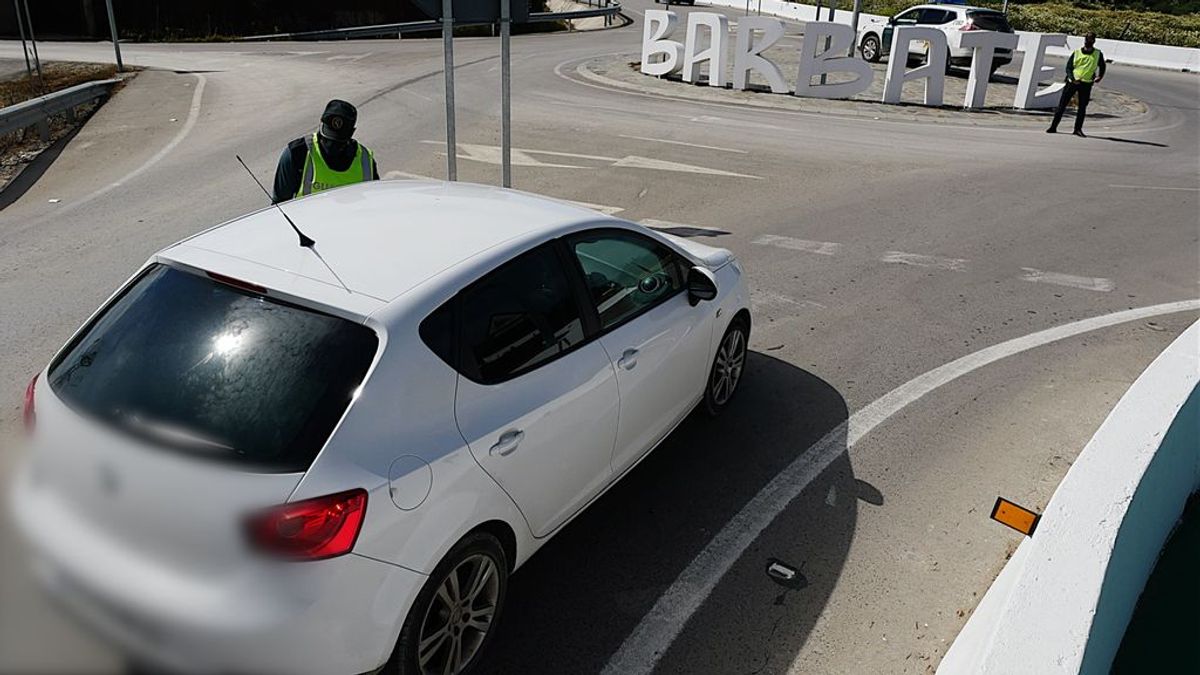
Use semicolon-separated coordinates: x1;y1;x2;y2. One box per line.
48;264;378;472
968;10;1011;32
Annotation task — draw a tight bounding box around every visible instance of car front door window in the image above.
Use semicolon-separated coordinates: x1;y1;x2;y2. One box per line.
571;232;686;331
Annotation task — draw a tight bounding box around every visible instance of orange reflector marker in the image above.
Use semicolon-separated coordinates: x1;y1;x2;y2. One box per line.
990;497;1041;536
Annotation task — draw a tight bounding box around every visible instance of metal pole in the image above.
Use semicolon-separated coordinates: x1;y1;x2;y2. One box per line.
441;0;457;181
1002;0;1009;13
850;0;862;56
105;0;124;72
21;0;43;90
13;0;32;83
500;0;512;188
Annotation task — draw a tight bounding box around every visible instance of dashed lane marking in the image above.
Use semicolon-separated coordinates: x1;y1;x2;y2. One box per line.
418;141;761;178
881;251;969;272
752;234;842;256
603;298;1200;675
572;201;626;216
1021;268;1116;292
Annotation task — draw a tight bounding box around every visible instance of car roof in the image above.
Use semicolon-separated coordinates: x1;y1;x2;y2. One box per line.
164;180;609;307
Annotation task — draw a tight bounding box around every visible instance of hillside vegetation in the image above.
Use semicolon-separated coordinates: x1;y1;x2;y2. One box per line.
857;1;1200;47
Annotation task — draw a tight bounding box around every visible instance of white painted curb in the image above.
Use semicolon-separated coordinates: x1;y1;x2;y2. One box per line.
938;319;1200;674
694;0;1200;71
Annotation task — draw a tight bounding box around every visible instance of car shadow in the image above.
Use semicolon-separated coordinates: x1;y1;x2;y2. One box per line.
480;352;876;674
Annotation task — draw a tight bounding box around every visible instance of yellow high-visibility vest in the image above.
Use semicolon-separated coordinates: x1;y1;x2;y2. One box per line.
1072;48;1101;83
296;133;375;198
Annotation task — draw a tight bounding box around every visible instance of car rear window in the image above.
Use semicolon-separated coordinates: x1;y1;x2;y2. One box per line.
968;10;1012;32
48;264;378;472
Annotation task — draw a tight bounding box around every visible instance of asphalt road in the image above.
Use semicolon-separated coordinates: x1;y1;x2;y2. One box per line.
0;4;1197;673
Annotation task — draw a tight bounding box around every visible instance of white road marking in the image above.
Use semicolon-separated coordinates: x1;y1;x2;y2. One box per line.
750;289;826;311
1108;184;1200;192
383;170;439;181
326;52;373;62
881;251;969;272
603;298;1200;675
419;141;759;177
613;155;761;179
570;201;625;216
618;134;749;154
1021;268;1115;292
752;234;842;256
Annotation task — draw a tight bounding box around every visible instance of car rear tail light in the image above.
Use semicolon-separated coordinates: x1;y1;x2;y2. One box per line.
23;374;37;432
960;20;978;31
246;488;367;561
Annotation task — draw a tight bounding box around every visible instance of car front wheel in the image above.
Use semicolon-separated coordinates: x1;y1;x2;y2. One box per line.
704;319;748;416
389;531;508;675
861;34;881;62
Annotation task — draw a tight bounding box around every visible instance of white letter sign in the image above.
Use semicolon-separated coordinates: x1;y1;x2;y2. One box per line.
641;10;683;77
883;26;947;106
1015;33;1067;110
733;16;789;94
683;12;730;87
794;21;874;100
960;31;1019;108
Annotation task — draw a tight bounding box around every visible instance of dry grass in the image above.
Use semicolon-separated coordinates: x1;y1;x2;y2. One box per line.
0;61;120;108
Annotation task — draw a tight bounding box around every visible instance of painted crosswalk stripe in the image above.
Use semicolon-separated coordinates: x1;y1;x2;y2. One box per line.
752;234;841;256
1020;268;1115;292
881;251;968;271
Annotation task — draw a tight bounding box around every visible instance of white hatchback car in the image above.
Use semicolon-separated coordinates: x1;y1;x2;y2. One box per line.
857;2;1015;74
12;181;751;675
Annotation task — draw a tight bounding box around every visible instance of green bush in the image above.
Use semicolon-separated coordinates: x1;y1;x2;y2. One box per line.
848;1;1200;48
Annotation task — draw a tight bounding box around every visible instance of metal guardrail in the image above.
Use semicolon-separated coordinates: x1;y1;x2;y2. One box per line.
237;1;624;41
0;78;121;139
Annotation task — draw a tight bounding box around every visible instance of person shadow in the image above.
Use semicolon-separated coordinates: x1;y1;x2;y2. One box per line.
478;351;882;673
1087;135;1169;148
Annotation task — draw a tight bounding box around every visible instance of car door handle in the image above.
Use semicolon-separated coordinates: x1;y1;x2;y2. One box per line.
490;429;525;456
617;348;639;370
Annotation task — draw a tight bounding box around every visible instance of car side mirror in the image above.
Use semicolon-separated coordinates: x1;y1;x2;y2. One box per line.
687;266;718;306
887;17;896;25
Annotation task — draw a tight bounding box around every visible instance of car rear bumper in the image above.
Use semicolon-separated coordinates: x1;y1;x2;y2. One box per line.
10;463;426;675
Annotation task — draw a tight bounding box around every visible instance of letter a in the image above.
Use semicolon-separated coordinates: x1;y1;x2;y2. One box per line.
882;26;947;106
683;12;730;87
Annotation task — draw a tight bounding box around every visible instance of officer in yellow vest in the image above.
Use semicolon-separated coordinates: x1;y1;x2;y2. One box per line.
273;99;379;202
1047;33;1106;137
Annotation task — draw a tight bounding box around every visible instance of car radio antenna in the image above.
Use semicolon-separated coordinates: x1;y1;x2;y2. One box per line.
234;155;352;293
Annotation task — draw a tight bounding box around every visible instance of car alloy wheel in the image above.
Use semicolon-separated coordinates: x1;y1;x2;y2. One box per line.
861;35;880;62
705;320;748;416
417;553;500;675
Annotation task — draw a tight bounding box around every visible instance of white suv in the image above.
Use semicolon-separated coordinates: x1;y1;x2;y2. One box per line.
857;2;1015;74
11;180;751;675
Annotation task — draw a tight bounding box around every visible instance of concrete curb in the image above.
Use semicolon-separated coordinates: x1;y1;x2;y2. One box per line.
566;55;1154;130
939;317;1200;674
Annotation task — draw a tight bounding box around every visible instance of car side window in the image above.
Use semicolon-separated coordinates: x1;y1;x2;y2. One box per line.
894;9;921;24
570;231;686;331
457;244;585;383
921;9;954;25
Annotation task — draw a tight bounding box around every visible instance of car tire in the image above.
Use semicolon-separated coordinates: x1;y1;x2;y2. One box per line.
704;318;749;417
388;531;509;675
860;34;881;63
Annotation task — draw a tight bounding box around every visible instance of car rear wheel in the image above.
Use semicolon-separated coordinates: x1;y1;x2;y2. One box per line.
861;34;881;62
389;532;508;675
704;319;748;417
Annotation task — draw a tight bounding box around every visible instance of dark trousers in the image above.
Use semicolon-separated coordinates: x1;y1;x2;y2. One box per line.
1049;80;1094;132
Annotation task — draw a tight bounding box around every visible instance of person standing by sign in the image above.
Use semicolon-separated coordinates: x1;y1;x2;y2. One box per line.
273;99;379;203
1047;33;1106;137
